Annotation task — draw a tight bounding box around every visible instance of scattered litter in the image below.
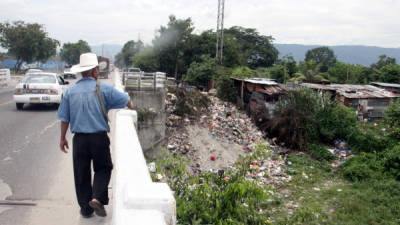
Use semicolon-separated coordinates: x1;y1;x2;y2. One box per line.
331;139;352;167
313;187;320;191
3;157;12;162
148;162;156;173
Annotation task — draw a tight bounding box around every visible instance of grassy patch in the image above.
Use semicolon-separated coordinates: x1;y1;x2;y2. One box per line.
267;154;400;225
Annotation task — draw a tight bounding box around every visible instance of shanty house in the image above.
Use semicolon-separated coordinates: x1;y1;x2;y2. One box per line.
301;83;400;118
370;82;400;94
232;78;286;118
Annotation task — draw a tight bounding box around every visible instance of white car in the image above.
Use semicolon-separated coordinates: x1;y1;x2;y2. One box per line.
25;69;43;74
13;72;69;110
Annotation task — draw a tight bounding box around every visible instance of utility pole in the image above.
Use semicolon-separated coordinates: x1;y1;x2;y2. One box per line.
216;0;225;65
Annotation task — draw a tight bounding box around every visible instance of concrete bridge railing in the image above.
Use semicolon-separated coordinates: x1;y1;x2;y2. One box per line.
0;69;10;87
110;70;176;225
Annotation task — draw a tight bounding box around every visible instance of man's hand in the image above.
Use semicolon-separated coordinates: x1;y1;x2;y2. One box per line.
60;121;70;153
60;138;69;153
127;100;134;110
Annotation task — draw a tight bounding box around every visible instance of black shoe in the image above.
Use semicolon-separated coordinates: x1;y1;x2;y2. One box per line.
89;200;107;217
80;210;94;218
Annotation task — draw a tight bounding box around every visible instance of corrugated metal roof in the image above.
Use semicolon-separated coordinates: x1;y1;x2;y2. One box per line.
302;83;400;99
231;77;278;85
256;85;286;95
370;82;400;88
300;83;336;91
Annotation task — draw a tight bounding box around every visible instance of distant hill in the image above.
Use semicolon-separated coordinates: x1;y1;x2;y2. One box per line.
90;44;122;62
274;44;400;67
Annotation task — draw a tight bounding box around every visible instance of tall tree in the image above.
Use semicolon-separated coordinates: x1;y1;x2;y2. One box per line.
278;55;297;76
305;47;336;72
379;64;400;83
153;15;194;80
371;54;397;70
59;40;91;67
131;47;159;72
0;21;59;72
121;40;144;67
184;55;216;88
225;26;278;68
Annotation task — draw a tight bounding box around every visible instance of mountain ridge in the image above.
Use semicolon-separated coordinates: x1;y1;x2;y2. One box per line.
274;44;400;66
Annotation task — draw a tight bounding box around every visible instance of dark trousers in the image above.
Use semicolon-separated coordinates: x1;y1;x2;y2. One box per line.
73;132;113;213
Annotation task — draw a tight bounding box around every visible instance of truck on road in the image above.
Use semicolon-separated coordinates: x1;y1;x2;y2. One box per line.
97;56;110;79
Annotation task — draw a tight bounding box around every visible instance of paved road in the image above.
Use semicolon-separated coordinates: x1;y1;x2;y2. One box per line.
0;76;113;225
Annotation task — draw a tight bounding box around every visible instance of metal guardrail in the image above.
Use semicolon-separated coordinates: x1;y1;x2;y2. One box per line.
110;70;176;225
0;69;11;87
122;71;166;91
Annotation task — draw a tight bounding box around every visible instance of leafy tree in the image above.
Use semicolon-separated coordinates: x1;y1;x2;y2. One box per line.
327;61;366;83
379;64;400;83
184;55;215;88
0;21;59;72
182;30;215;67
153;15;194;80
225;26;278;68
131;47;159;72
121;40;144;67
305;47;336;72
232;66;254;78
183;30;241;69
216;66;236;102
59;40;91;67
297;60;322;82
268;65;288;83
371;54;397;70
278;55;297;76
384;99;400;128
114;52;124;68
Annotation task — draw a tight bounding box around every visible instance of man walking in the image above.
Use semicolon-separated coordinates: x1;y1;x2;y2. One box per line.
56;53;133;218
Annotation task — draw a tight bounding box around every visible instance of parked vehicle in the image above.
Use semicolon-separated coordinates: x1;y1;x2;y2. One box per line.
97;56;110;79
63;71;77;79
25;69;42;75
13;72;69;110
128;67;141;73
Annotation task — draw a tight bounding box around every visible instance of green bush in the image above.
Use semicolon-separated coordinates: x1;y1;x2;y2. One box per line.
154;149;270;224
314;104;358;143
347;131;388;153
382;145;400;180
184;55;216;89
216;72;237;103
308;143;337;162
384;99;400;128
232;66;255;78
341;152;384;181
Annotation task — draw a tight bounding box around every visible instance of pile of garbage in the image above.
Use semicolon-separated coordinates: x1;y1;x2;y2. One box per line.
162;89;293;188
167;132;195;155
199;96;264;147
243;154;292;187
329;139;352;167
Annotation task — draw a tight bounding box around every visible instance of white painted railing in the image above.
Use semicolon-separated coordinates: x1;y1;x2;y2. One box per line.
0;69;10;87
110;70;176;225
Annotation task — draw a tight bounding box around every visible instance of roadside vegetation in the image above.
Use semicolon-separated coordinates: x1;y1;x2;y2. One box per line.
153;92;400;224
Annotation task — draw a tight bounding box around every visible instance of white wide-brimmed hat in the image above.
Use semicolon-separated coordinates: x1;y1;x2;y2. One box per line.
70;53;99;73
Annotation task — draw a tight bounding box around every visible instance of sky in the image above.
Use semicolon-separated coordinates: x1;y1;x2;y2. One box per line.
0;0;399;48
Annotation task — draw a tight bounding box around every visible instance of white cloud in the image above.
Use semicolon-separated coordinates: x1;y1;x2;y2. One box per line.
0;0;399;47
